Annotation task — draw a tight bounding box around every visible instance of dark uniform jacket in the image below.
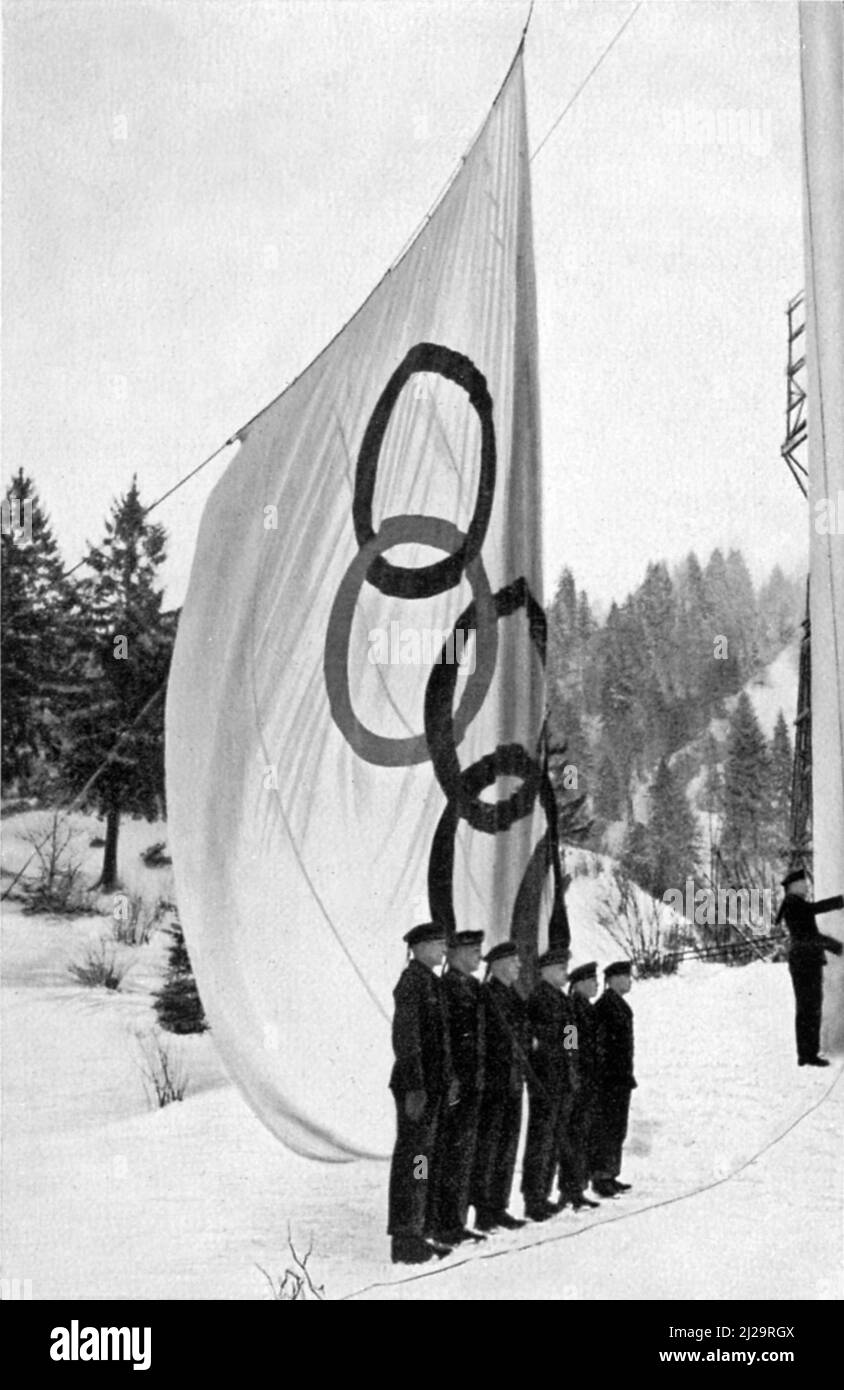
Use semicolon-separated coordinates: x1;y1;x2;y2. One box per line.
593;989;636;1090
442;969;484;1095
527;980;578;1094
389;959;453;1097
776;893;844;964
482;977;527;1097
569;991;598;1092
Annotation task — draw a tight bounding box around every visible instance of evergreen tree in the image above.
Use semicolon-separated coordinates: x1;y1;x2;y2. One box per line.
725;549;759;677
720;692;772;863
703;548;742;699
592;748;623;824
646;756;700;898
155;917;208;1034
768;710;793;863
1;471;72;792
61;479;174;889
674;551;715;706
620;820;653;893
701;730;724;863
758;566;804;662
599;599;645;794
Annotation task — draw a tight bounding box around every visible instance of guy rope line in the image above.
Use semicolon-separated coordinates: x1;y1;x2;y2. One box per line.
54;2;642;587
341;1062;843;1299
531;2;643;163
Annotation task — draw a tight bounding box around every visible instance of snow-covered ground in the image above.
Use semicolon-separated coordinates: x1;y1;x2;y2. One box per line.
2;811;841;1302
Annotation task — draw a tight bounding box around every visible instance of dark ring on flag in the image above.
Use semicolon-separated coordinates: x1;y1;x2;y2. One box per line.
509;766;570;956
427;761;570;955
353;343;496;599
424;576;547;830
324;515;498;766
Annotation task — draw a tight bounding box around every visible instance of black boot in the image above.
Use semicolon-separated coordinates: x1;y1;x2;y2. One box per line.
800;1056;830;1067
612;1179;632;1192
591;1179;618;1198
524;1201;556;1222
391;1235;434;1265
494;1211;527;1230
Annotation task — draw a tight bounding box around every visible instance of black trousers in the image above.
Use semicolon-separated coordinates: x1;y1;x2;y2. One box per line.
471;1087;522;1218
591;1084;632;1180
430;1090;481;1233
387;1092;443;1238
566;1087;597;1196
788;954;824;1062
522;1083;572;1210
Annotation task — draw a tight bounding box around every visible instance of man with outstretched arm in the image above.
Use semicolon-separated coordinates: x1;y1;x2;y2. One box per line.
776;868;843;1067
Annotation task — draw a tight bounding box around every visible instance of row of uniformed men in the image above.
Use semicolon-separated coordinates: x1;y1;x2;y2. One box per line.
387;924;637;1265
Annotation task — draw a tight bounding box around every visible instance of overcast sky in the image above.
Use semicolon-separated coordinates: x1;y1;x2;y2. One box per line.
4;0;807;610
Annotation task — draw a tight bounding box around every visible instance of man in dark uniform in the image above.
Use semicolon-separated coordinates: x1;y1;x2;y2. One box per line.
471;941;528;1233
591;960;636;1197
387;921;456;1264
775;869;843;1067
521;944;578;1222
563;962;600;1210
431;930;487;1245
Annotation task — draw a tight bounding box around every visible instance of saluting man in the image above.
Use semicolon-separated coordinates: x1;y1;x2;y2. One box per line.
521;944;578;1223
564;962;600;1209
431;929;487;1245
591;960;636;1197
775;868;843;1067
471;941;528;1233
387;922;456;1265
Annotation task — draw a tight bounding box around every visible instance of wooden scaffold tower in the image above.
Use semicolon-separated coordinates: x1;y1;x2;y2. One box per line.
780;291;812;870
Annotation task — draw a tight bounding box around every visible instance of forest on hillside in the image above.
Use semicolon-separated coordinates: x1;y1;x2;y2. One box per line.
545;551;805;896
2;469;805;909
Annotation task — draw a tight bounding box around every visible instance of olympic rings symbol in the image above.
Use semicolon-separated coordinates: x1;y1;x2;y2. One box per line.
323;341;569;949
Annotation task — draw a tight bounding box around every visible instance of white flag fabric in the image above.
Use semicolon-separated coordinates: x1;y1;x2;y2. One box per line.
800;3;844;1051
166;52;566;1160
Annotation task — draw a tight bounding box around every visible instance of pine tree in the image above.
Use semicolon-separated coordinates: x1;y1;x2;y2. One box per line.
725;549;759;678
703;548;742;699
599;599;645;793
592;748;623;824
155;918;208;1034
1;471;73;792
620;820;653;893
768;710;793;863
720;692;772;864
758;566;804;662
61;478;174;889
646;756;700;898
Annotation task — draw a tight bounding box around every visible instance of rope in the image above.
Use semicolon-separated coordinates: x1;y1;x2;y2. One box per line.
340;1062;843;1299
530;2;643;163
51;2;641;589
58;438;234;582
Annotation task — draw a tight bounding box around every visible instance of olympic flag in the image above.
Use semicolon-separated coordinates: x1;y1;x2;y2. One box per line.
166;50;566;1159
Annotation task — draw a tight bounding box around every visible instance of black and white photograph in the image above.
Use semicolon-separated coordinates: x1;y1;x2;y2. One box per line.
2;0;842;1329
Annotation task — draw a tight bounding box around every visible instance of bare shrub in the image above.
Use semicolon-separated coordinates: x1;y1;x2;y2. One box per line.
257;1233;325;1301
595;868;684;977
68;936;130;990
20;811;96;915
136;1030;188;1108
111;890;167;946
